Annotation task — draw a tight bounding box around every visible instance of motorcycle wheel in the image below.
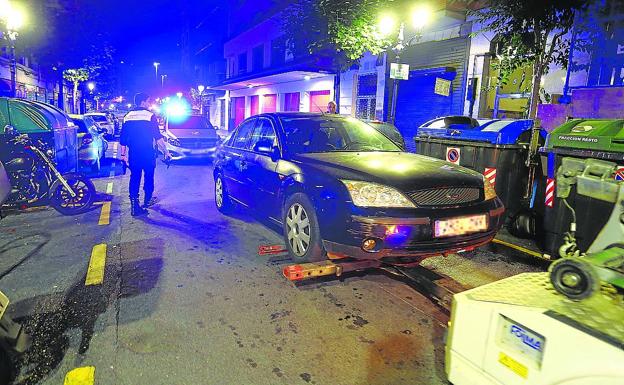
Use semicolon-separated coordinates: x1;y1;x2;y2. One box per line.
49;173;96;215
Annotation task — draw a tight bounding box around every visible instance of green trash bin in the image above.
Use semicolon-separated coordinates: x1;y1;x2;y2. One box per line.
540;119;624;258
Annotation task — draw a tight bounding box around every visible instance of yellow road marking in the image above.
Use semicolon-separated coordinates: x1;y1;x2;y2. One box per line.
98;202;111;225
106;182;113;194
85;244;107;286
492;238;546;259
64;366;95;385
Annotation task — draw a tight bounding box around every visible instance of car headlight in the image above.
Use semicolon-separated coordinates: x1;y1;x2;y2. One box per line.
341;180;416;208
167;137;180;147
483;176;497;201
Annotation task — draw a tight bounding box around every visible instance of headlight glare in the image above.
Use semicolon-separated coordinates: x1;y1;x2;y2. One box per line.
342;180;416;208
483;176;497;200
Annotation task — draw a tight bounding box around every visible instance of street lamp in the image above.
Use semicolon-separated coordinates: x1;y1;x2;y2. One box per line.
0;1;26;98
379;6;432;123
176;92;183;98
197;85;205;115
161;74;167;89
87;82;95;92
153;62;160;79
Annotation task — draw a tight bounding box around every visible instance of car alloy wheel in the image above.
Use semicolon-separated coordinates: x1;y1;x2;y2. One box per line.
286;203;311;257
215;177;224;208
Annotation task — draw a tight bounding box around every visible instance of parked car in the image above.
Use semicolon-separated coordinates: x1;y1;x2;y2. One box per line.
163;115;219;160
214;113;505;263
69;114;108;172
0;98;78;173
85;112;116;138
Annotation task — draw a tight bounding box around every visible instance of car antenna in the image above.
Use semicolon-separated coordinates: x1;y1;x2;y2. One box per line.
311;99;325;116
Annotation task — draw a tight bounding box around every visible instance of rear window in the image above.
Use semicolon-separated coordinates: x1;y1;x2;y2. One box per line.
89;115;107;122
168;116;213;129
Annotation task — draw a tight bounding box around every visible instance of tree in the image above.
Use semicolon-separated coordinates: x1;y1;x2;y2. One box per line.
63;68;89;113
282;0;396;109
462;0;593;118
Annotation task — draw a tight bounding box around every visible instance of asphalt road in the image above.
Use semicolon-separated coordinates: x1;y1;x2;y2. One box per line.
0;143;544;385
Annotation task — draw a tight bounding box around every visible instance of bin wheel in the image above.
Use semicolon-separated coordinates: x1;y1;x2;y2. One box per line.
549;258;600;300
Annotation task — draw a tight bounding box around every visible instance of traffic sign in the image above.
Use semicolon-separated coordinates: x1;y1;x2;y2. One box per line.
615;167;624;181
446;147;461;164
390;63;410;80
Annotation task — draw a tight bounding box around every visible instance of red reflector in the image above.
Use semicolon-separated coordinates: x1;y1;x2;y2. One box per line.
258;244;288;255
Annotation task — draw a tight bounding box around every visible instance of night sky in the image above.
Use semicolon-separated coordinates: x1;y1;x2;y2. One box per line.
20;0;227;97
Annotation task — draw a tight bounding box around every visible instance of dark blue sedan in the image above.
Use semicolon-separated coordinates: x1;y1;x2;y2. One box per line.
214;113;504;263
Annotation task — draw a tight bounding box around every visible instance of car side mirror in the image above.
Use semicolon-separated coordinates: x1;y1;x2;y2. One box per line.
3;125;15;135
254;140;280;161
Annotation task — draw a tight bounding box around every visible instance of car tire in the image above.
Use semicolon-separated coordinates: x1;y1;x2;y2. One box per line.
215;174;233;214
283;193;326;262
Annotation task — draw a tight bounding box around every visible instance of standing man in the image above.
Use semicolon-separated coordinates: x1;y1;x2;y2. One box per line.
119;93;171;216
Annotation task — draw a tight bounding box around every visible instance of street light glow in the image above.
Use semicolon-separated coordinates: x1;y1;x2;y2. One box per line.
5;5;25;31
378;14;396;37
87;82;95;91
197;85;205;93
176;92;183;98
411;5;432;30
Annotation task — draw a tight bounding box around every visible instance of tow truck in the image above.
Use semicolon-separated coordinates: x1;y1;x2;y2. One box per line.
446;157;624;385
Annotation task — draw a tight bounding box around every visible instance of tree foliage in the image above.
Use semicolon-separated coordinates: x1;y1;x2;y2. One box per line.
63;68;89;112
282;0;397;69
458;0;596;117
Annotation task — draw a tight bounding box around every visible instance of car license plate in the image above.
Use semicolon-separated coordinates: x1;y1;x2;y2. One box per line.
434;214;487;238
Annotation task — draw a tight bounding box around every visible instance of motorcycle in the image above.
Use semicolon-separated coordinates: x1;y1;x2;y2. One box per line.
2;125;96;215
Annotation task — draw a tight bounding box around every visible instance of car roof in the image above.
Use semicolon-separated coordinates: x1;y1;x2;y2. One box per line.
68;114;84;119
85;112;106;116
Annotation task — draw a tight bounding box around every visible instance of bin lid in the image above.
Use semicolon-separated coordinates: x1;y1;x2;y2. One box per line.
0;97;73;133
545;119;624;154
417;116;534;145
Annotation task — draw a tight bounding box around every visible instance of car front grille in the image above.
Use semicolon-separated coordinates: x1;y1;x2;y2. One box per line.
177;138;217;149
407;187;480;206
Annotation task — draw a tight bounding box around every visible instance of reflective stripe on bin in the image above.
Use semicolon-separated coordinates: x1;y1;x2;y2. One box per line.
545;178;555;207
484;167;497;186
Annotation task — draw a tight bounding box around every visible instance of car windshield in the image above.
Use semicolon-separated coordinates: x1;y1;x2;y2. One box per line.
89;115;107;122
168;116;213;129
280;116;401;153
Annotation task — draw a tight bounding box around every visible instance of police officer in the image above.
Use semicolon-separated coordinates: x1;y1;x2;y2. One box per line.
119;93;171;216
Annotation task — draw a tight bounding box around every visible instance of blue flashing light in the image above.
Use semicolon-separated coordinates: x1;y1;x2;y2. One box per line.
164;98;191;124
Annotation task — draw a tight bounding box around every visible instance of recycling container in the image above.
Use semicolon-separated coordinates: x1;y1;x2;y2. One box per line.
540;119;624;258
0;98;78;173
415;117;544;221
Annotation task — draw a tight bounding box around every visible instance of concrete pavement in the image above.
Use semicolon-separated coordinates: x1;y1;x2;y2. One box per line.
0;145;543;385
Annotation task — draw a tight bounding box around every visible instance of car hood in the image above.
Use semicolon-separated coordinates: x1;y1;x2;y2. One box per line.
293;152;484;191
166;128;217;139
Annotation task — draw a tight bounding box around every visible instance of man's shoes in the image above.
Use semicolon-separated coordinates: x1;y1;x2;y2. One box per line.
131;198;148;216
143;196;158;209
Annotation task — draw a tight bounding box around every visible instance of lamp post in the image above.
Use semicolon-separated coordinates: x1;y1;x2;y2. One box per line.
0;1;25;98
197;84;205;115
379;6;431;123
87;82;95;110
161;74;167;89
153;62;160;80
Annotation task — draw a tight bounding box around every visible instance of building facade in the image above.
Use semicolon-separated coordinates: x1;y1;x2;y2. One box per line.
214;5;336;130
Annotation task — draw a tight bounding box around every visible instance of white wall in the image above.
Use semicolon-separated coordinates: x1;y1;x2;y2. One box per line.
225;75;335;128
